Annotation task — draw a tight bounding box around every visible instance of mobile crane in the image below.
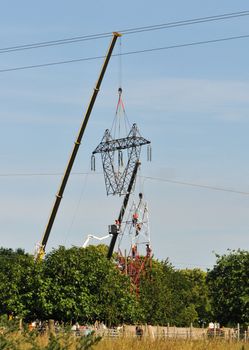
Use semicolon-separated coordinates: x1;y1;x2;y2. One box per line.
35;32;121;261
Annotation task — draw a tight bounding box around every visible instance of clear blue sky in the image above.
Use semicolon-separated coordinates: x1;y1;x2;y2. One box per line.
0;0;249;269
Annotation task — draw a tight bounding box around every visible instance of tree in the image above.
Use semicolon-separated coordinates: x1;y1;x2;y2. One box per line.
180;269;211;326
0;248;35;318
166;266;198;326
207;249;249;326
139;259;174;325
42;245;140;325
139;259;200;326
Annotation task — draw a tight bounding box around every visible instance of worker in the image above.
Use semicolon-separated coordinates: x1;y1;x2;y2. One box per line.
146;244;152;258
135;223;142;236
131;244;137;259
132;212;139;226
115;219;120;226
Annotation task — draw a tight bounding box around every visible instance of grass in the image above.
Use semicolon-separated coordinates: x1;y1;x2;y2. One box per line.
0;330;101;349
94;338;249;350
0;327;248;350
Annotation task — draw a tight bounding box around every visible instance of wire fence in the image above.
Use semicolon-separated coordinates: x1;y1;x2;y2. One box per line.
93;324;249;342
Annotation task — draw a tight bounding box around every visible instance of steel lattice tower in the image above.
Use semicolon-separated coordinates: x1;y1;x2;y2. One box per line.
92;123;151;196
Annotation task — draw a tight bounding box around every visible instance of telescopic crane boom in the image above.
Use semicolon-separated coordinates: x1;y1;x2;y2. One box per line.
36;32;121;261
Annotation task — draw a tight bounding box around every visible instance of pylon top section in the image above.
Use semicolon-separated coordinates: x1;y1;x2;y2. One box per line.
93;123;150;155
91;86;151;196
92;123;151;196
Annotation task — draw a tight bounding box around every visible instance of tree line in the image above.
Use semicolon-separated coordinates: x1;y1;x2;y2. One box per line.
0;245;248;327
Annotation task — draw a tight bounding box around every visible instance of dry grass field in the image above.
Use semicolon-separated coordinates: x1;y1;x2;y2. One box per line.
1;331;248;349
94;339;248;350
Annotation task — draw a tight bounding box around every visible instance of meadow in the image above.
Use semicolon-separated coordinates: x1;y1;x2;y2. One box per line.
0;331;248;350
94;338;248;350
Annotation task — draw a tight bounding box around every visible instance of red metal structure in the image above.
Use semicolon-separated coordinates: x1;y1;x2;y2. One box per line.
117;243;152;296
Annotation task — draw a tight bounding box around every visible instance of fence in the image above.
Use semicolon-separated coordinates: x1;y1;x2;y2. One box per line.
95;324;249;342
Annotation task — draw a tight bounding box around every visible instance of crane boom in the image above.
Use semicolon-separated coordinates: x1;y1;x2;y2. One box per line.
36;32;121;260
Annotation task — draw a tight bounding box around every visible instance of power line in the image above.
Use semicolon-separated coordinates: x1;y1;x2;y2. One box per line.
1;171;249;197
0;172;91;177
1;33;249;73
0;10;248;54
123;10;249;35
171;261;214;269
0;254;215;269
142;176;249;196
0;33;112;54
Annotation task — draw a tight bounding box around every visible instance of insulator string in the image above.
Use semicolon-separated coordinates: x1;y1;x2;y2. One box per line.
91;154;96;171
147;144;152;161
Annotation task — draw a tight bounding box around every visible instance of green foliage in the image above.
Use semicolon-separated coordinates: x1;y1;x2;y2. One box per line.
207;249;249;326
0;248;36;318
139;259;175;325
179;269;211;325
139;260;208;326
0;245;236;327
42;245;140;325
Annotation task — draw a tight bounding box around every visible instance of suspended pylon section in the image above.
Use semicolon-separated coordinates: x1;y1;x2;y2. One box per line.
92;123;151;196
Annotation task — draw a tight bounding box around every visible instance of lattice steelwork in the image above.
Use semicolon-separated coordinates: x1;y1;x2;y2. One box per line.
116;192;152;296
92;123;151;196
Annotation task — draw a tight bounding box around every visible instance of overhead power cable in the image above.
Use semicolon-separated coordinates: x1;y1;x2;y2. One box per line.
1;33;249;73
0;10;248;54
142;176;249;196
0;254;215;269
123;10;249;35
1;171;249;196
171;261;214;269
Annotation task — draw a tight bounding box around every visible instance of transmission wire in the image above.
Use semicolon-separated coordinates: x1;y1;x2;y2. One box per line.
0;33;249;73
0;10;249;54
1;171;249;196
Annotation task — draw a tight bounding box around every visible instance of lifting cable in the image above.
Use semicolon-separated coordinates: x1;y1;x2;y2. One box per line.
110;37;131;140
63;172;89;245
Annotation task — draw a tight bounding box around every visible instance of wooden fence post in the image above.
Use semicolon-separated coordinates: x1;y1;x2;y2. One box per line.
190;323;193;339
48;319;55;337
156;325;160;339
162;328;166;340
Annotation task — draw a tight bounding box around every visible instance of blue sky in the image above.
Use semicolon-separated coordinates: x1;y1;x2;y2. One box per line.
0;0;249;269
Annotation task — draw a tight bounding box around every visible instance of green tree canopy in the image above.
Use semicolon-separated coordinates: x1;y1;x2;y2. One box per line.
139;259;208;326
0;245;220;327
0;248;35;318
207;249;249;326
42;245;140;325
180;268;211;325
